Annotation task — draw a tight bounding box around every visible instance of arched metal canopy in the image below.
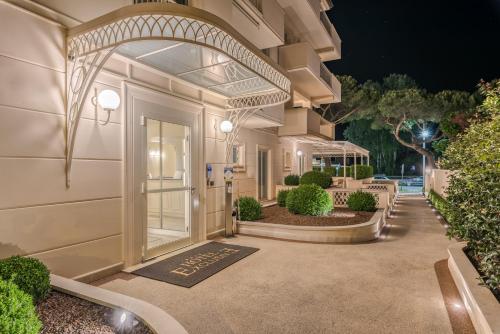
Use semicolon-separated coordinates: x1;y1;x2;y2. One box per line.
65;3;291;186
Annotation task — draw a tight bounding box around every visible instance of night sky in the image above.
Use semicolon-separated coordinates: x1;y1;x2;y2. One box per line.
326;0;500;92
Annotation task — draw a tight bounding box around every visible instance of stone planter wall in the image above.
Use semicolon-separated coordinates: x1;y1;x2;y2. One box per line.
447;243;500;334
238;209;386;243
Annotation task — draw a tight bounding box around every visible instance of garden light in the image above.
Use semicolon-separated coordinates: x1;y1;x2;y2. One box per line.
421;129;430;139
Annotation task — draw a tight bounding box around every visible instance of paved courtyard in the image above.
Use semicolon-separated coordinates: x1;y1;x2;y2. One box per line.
96;196;465;333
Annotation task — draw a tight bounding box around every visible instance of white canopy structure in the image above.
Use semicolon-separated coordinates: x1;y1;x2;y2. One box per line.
64;2;291;186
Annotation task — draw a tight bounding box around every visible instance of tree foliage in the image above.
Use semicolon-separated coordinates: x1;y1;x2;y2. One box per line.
441;81;500;293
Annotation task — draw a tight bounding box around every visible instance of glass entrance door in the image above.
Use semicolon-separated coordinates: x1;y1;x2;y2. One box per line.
144;117;192;259
258;149;268;200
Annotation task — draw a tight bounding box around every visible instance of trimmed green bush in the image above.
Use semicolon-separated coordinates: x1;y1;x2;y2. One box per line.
346;191;377;211
284;174;300;186
352;165;374;179
277;190;289;207
312;166;321;171
441;81;500;293
299;171;332;189
0;256;50;303
323;166;337;177
428;190;453;223
286;184;333;216
0;279;42;334
236;196;262;221
337;166;351;177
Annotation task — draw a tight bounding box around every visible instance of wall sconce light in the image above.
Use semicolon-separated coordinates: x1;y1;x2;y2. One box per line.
93;89;120;125
297;150;303;157
220;120;234;134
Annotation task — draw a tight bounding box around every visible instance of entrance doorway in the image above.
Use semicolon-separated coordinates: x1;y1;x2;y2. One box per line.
130;93;200;261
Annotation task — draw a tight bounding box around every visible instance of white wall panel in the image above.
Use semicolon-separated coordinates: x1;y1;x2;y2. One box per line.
0;55;64;114
0;159;122;209
0;198;122;258
73;119;122;160
0;3;65;71
32;235;123;278
0;106;65;158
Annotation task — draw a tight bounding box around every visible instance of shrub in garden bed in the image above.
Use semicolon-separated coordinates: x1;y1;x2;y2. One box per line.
299;171;332;189
441;81;500;294
0;256;50;303
337;166;351;177
323;166;337;177
286;184;333;216
347;191;377;212
277;190;289;207
284;174;300;186
352;165;374;180
0;279;42;334
236;196;262;221
428;190;453;222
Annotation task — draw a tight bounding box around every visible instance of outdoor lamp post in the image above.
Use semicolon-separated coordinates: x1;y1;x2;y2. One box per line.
421;129;430;193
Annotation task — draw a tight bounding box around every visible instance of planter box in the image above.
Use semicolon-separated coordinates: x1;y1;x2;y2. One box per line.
238;209;386;243
447;243;500;334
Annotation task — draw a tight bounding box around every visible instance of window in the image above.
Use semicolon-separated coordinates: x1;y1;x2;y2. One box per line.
283;150;292;171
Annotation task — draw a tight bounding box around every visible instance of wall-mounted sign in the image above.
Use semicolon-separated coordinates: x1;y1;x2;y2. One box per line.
224;166;234;181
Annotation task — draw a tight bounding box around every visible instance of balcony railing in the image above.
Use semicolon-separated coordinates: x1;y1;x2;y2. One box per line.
247;0;263;13
320;63;332;86
320;11;332;35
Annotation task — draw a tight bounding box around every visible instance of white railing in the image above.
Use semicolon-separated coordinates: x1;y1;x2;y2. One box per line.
320;63;332;86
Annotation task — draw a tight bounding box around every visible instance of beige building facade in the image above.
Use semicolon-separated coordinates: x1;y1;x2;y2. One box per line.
0;0;341;279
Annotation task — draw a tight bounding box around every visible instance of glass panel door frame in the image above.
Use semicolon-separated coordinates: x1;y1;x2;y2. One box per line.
143;116;192;260
126;84;201;264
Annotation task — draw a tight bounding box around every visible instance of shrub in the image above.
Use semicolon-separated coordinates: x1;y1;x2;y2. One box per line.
312;166;321;171
323;166;337;177
277;190;289;207
428;190;453;223
337;166;351;177
346;191;377;211
236;196;262;221
0;279;42;334
441;81;500;293
299;171;332;189
0;256;50;303
286;184;333;216
352;165;374;179
284;174;300;186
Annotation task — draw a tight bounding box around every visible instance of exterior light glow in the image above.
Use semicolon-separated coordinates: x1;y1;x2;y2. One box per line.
97;89;120;111
220;120;233;133
297;150;303;156
120;312;127;324
421;129;430;139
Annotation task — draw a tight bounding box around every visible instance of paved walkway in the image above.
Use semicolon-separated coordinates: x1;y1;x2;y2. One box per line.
96;195;460;333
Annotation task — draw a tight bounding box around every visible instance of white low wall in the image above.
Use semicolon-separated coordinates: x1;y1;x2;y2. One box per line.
448;243;500;334
428;169;451;198
327;188;391;212
238;209;386;243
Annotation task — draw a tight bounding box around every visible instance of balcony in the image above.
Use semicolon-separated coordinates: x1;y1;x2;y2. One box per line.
279;42;341;106
278;108;335;142
190;0;284;49
277;0;341;61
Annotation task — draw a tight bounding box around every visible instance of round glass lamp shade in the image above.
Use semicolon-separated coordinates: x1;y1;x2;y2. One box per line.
97;89;121;111
297;150;303;156
220;120;234;133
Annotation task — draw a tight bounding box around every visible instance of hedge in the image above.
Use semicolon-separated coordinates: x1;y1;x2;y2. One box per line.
352;165;374;179
0;279;42;334
322;166;337;177
277;190;289;207
0;256;50;304
299;171;332;189
236;197;262;221
346;191;377;212
284;174;300;186
286;184;333;216
337;166;351;177
427;190;453;223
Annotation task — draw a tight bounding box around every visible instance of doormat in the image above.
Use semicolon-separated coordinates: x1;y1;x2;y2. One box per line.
132;242;259;288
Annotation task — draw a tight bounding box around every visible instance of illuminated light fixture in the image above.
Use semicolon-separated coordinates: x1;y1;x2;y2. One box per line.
220;120;233;133
297;150;303;156
120;312;127;324
97;89;120;111
452;303;462;309
421;129;430;139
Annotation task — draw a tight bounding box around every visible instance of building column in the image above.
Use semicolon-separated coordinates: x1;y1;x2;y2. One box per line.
367;154;370;166
354;152;357;180
343;149;347;188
